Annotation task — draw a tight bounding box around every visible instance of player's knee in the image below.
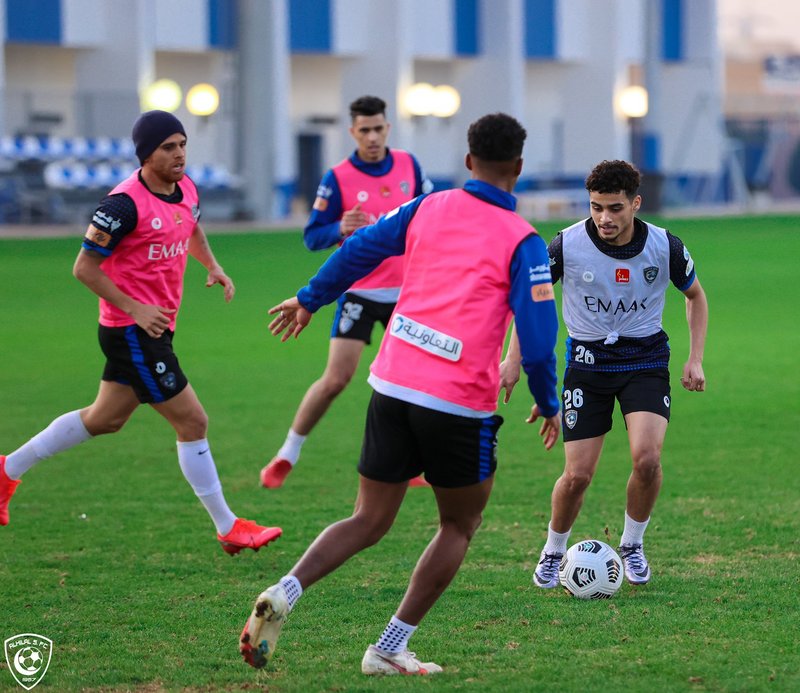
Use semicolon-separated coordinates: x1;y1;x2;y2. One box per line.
562;469;593;495
176;411;209;440
441;513;483;541
632;452;662;483
352;512;394;547
321;370;355;396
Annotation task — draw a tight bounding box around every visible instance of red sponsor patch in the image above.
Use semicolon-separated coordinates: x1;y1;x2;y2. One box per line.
86;225;112;247
615;268;630;283
531;282;555;302
313;197;329;211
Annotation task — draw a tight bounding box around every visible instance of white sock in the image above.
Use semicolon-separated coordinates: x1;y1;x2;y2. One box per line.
5;410;92;480
620;512;650;546
276;429;306;466
375;616;417;655
543;523;571;554
279;575;303;611
176;439;236;535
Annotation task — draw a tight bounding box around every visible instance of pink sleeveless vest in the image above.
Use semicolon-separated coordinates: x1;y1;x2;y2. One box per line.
370;189;537;412
333;150;416;293
97;172;200;330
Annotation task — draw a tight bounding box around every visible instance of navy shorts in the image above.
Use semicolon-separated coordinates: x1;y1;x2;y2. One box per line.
561;367;671;442
330;292;395;344
98;324;189;404
358;391;503;488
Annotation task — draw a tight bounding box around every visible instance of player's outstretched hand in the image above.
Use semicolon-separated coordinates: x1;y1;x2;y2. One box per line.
268;297;312;342
526;404;561;451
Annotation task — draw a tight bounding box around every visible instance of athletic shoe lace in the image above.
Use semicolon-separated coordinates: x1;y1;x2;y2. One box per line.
537;552;562;580
619;544;646;572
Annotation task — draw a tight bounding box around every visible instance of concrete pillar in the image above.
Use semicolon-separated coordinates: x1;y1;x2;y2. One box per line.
237;0;293;220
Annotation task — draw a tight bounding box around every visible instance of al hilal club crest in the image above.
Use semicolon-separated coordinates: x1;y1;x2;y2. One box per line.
4;634;52;690
643;266;659;284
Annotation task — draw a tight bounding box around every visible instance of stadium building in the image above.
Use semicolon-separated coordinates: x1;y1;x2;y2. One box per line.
0;0;726;223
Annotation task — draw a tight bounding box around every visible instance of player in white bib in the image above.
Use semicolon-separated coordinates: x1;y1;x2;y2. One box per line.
505;160;708;588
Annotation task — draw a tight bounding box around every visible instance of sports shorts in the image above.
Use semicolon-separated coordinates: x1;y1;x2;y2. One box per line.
561;367;671;442
330;292;395;344
358;391;503;488
98;324;189;404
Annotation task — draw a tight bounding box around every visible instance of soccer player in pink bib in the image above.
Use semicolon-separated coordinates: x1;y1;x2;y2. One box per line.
0;110;281;555
261;95;432;490
240;113;560;675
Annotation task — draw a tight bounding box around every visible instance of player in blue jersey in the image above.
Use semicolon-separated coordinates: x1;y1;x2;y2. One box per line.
505;159;708;588
261;95;432;489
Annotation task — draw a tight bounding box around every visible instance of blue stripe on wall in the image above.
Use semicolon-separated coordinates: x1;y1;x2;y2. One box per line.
6;0;61;44
290;0;331;53
525;0;556;59
209;0;237;49
454;0;479;56
662;0;683;61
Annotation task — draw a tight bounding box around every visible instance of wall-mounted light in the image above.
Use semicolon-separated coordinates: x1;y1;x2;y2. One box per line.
431;85;461;118
403;83;461;118
617;85;649;119
141;79;182;112
186;83;220;117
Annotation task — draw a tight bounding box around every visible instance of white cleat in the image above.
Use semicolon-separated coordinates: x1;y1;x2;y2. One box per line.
361;644;443;676
239;584;289;668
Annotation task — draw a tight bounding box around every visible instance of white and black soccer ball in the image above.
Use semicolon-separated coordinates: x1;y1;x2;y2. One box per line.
558;539;623;599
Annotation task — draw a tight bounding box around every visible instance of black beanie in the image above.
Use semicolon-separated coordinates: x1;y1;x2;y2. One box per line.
132;110;187;164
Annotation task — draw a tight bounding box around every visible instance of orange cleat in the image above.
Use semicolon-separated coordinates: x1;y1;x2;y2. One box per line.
218;518;282;555
260;457;293;489
408;475;430;488
0;455;21;526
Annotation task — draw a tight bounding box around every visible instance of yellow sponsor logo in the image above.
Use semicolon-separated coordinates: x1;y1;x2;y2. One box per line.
312;197;328;211
86;226;112;247
531;282;555;302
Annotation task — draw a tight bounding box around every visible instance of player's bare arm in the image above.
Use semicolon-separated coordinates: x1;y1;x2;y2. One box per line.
73;248;174;338
499;324;522;403
268;297;312;341
680;278;708;392
188;224;235;302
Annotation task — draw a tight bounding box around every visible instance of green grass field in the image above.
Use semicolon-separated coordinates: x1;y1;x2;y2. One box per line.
1;214;799;692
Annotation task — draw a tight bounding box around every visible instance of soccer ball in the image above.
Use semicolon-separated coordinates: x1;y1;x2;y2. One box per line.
558;539;623;599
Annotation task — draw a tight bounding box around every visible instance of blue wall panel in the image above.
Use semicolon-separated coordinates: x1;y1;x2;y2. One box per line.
454;0;479;56
6;0;61;44
209;0;237;49
525;0;556;59
662;0;683;61
289;0;331;53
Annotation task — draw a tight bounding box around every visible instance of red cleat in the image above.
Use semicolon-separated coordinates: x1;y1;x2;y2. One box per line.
261;457;293;489
218;518;282;555
408;475;430;488
0;455;21;526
